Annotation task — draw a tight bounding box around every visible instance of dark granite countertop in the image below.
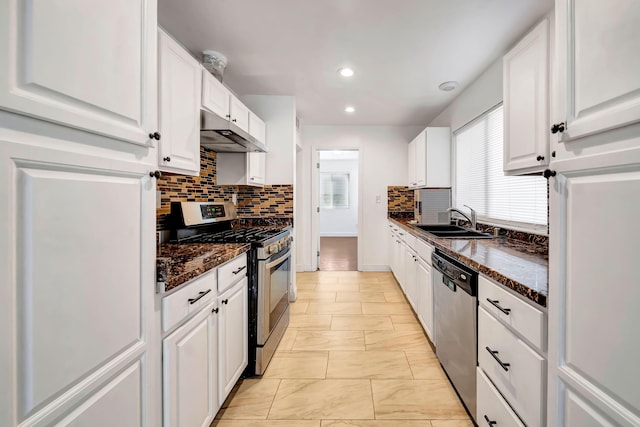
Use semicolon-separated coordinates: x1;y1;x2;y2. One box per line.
390;218;548;308
156;243;251;293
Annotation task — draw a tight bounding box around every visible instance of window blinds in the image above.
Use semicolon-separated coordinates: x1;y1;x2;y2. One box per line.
319;173;350;208
455;105;547;226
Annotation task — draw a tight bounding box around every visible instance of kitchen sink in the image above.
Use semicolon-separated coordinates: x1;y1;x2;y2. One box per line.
414;224;493;239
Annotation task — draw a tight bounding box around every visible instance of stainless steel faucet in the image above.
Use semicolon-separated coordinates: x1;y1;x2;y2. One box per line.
447;205;477;230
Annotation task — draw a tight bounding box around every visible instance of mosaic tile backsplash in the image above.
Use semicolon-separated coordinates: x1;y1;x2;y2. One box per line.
387;186;414;212
157;147;293;230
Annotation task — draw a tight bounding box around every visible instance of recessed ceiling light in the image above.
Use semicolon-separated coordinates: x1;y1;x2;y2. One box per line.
438;81;459;91
339;67;355;77
345;106;355;113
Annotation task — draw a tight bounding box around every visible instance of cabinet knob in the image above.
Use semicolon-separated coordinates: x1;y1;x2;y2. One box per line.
163;156;171;162
222;299;229;304
551;122;565;134
543;169;556;179
149;132;161;140
149;170;162;179
232;119;237;123
212;307;219;314
536;155;545;161
225;114;231;118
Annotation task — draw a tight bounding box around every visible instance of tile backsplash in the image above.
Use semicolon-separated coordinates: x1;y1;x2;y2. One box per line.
156;147;293;230
387;186;414;213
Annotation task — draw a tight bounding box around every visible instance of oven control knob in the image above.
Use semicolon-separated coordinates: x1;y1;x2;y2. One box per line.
459;273;467;281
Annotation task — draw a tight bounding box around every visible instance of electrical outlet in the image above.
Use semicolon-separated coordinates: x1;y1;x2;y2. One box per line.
375;195;381;203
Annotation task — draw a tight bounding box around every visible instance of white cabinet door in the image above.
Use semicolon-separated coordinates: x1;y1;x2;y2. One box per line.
555;0;640;141
229;96;250;133
424;127;451;187
548;150;640;427
158;30;201;176
218;277;248;406
407;136;417;188
248;111;267;144
414;132;426;187
0;0;157;146
163;304;218;427
416;260;434;343
247;152;266;186
201;69;231;119
392;237;405;290
403;247;417;309
0;139;158;426
503;18;550;174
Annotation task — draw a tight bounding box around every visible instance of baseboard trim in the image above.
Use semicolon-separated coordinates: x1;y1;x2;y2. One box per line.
319;233;358;237
359;265;392;272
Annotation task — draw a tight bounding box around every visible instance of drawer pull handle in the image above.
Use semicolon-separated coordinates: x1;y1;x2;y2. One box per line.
188;289;211;305
484;415;497;426
232;265;246;275
486;298;511;315
486;346;510;371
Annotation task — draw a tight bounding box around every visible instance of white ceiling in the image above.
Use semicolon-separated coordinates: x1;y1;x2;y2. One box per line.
158;0;552;126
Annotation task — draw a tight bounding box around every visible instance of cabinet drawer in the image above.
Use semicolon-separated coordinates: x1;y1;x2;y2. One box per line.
415;238;433;264
218;254;248;294
162;270;217;332
404;232;417;250
477;368;525;427
478;306;545;427
479;275;545;351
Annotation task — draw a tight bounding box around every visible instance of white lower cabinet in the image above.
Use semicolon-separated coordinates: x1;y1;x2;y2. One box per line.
218;276;248;406
416;258;435;343
477;274;547;427
403;245;417;309
477;368;525;427
163;303;218;427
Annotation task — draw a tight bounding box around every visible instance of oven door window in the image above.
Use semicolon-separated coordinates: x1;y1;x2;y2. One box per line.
267;253;290;333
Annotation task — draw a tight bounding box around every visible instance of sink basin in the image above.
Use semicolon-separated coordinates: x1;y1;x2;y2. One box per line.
414;224;493;239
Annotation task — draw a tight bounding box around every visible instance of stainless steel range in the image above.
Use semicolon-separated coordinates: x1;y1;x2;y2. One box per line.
170;202;292;376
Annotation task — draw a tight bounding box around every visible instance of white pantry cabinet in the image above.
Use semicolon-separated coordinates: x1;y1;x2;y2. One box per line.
503;17;550;174
0;0;158;146
553;0;640;143
158;29;201;176
0;136;160;427
547;2;640;426
407;127;450;188
163;303;218;427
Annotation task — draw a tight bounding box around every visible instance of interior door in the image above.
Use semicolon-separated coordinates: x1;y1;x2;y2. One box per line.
0;0;157;145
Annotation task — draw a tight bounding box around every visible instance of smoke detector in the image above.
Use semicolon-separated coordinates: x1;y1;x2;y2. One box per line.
438;81;459;92
203;50;227;82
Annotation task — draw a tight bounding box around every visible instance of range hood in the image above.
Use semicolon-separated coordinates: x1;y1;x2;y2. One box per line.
200;109;267;153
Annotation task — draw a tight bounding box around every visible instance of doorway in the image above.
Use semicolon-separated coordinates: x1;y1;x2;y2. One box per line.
316;150;359;271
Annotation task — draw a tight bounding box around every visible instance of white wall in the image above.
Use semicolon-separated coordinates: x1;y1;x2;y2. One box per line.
241;95;296;185
298;125;421;271
428;57;503;131
319;157;359;237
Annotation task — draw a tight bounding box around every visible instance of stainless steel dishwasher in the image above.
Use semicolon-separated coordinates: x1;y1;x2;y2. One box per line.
432;250;478;420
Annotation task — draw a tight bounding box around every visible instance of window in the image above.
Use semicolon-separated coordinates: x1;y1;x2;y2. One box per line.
454;105;547;228
319;173;349;208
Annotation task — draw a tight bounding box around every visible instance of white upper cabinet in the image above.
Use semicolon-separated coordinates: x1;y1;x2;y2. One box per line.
407;127;451;188
248;111;267;143
554;0;640;143
503;17;550;175
229;96;250;133
0;0;158;146
158;30;201;176
247;153;266;186
201;69;231;120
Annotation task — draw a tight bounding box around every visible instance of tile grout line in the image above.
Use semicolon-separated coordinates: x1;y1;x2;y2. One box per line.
264;378;283;421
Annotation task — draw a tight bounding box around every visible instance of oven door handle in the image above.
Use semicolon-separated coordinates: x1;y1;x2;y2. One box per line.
266;248;292;269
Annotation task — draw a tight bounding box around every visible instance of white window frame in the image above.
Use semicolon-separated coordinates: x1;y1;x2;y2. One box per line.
452;103;548;235
319;172;350;209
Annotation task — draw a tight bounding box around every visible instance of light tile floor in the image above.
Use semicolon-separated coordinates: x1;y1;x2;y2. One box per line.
212;271;472;427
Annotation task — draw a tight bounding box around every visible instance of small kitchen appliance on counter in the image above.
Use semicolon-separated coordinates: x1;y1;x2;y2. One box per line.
414;188;451;224
170;201;292;376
